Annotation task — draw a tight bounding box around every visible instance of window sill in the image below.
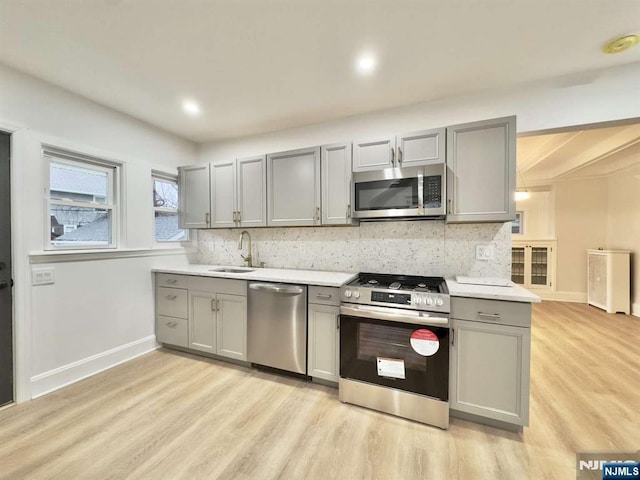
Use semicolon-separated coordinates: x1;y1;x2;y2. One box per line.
29;247;195;264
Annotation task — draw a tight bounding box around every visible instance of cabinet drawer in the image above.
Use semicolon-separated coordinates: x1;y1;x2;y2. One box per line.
451;297;531;328
156;315;188;348
157;287;188;318
188;276;247;296
309;286;340;306
156;273;188;289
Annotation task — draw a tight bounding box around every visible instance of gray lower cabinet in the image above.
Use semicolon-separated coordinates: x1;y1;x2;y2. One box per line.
321;143;356;225
450;297;531;427
267;146;321;226
446;116;516;223
210;155;267;228
308;286;340;383
352;128;445;172
178;164;211;228
156;274;248;361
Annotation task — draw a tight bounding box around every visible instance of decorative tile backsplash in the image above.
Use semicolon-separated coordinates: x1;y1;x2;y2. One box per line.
196;221;511;278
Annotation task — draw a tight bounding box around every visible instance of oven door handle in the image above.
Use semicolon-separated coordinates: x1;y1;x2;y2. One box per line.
340;305;449;327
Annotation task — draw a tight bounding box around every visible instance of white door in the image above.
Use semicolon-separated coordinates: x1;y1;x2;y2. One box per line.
210;160;237;228
321;143;354;225
178;164;210;228
352;136;395;172
189;291;217;354
237;155;267;227
267;147;321;226
216;294;247;361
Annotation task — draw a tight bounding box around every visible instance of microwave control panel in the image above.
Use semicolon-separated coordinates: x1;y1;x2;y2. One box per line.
423;175;442;208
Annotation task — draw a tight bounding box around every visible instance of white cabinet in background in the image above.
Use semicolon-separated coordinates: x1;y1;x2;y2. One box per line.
352;128;445;172
210;155;267;228
267;146;321;227
446;116;516;223
321;143;356;225
178;164;210;228
189;290;218;353
308;286;341;383
587;249;630;314
450;297;531;428
511;240;556;291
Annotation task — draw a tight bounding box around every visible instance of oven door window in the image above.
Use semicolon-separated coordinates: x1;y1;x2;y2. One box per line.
354;178;418;211
340;315;449;401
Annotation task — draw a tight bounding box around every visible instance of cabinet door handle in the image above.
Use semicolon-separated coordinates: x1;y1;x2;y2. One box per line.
337;317;340;330
167;279;177;285
391;147;395;166
205;213;210;226
166;321;177;328
447;199;452;215
233;211;237;223
451;328;455;346
216;299;220;311
346;204;351;218
166;294;177;300
477;312;501;319
314;207;320;222
316;294;332;299
397;146;403;164
211;299;216;311
237;211;241;223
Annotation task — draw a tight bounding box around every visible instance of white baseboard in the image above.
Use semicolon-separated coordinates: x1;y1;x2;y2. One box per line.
536;291;588;303
30;335;158;399
632;303;640;318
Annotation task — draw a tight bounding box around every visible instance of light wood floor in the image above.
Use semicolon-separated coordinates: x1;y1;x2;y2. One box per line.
1;302;638;480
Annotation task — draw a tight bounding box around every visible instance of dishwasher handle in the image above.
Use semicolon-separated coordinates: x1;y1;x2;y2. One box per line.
249;283;305;295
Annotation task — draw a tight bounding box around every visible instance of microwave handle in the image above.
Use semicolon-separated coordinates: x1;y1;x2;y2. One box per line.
418;173;424;215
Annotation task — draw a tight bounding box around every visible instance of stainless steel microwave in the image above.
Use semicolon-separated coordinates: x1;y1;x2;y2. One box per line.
352;164;445;220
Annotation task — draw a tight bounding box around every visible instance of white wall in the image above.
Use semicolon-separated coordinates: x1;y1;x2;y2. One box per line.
514;190;555;240
606;164;640;316
0;63;197;400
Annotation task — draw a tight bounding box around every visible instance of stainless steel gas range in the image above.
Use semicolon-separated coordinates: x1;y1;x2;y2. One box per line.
339;273;450;429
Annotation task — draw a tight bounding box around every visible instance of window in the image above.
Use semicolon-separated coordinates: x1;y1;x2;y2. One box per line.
512;211;524;235
46;148;120;249
153;172;188;243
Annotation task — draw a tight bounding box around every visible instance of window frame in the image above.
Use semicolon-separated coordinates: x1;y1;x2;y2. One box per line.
44;147;121;251
512;211;524;235
152;170;189;245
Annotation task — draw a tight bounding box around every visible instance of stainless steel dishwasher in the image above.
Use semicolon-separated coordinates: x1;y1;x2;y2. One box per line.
247;282;307;375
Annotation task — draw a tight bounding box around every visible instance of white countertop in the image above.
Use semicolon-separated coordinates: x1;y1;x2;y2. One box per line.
152;264;357;288
446;279;541;303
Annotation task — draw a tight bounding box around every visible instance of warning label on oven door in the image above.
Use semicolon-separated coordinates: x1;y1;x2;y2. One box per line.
410;329;440;356
377;357;406;379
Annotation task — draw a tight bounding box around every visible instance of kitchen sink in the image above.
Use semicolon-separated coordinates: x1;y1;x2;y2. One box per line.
209;267;255;273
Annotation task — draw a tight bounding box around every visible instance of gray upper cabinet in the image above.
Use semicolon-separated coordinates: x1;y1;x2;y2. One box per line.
209;156;267;228
352;128;445;172
237;155;267;227
352;136;395;172
396;128;446;167
210;160;237;228
267;147;321;227
321;143;356;225
446;116;516;223
178;164;210;228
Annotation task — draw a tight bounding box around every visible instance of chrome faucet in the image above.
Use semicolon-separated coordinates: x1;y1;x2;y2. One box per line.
238;230;252;267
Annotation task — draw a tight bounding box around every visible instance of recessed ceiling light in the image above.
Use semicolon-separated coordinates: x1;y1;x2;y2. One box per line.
182;100;201;116
357;55;376;74
602;34;639;54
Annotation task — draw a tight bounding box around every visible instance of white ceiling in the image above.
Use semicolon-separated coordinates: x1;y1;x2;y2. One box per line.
517;122;640;185
1;1;640;143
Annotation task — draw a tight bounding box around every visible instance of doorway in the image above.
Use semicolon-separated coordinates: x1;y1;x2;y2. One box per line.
0;131;12;406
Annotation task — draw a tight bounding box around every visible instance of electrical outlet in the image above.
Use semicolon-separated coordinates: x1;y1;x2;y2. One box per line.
32;267;55;286
476;245;495;261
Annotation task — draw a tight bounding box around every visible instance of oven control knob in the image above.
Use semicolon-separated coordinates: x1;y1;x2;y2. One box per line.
425;296;433;306
353;291;361;299
434;297;444;306
344;290;352;298
414;296;422;305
